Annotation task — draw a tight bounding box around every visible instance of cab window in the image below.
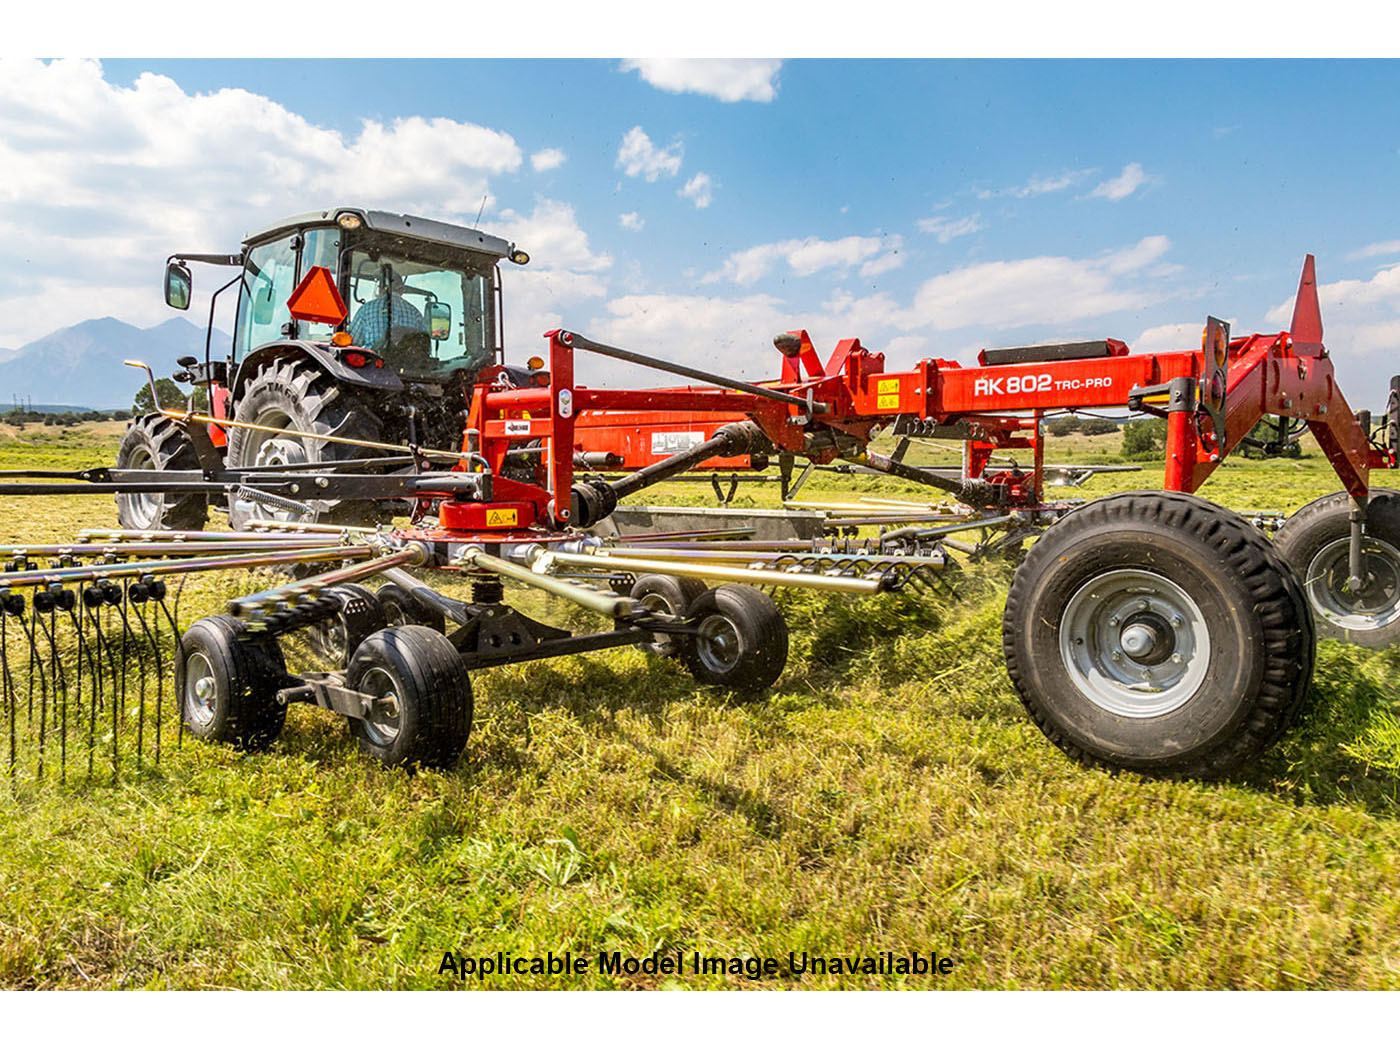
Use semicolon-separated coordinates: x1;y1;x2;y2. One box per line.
233;235;298;355
298;227;342;343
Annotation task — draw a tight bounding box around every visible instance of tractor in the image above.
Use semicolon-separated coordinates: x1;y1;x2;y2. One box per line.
116;206;532;531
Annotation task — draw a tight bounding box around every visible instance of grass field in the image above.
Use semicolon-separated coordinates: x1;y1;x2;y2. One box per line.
0;421;1398;989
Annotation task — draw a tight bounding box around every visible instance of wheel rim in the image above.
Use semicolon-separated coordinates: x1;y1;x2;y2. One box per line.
695;613;742;675
637;592;681;655
184;651;217;727
1059;568;1211;718
1305;536;1400;633
234;409;311;523
124;446;163;524
358;666;402;746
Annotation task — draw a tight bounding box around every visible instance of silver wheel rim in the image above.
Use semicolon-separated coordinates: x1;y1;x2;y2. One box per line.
1060;568;1210;718
638;591;681;654
124;446;162;524
184;651;217;727
696;613;742;674
233;409;311;523
1305;536;1400;632
358;666;402;746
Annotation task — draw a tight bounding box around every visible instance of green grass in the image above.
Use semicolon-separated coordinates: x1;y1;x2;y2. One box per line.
0;422;1398;989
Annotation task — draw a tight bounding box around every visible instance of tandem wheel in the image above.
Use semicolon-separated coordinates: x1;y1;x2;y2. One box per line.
308;583;387;666
177;614;288;750
681;584;789;697
1002;491;1315;778
1274;488;1400;649
346;626;473;770
375;581;448;634
630;574;708;658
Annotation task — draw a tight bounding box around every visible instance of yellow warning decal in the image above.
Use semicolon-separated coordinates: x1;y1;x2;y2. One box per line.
486;508;519;527
877;377;901;394
877;393;900;410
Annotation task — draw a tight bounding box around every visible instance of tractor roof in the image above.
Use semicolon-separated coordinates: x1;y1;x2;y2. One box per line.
244;207;517;261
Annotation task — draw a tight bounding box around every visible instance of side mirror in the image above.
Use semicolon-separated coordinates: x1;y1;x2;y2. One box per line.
164;261;192;311
427;301;452;341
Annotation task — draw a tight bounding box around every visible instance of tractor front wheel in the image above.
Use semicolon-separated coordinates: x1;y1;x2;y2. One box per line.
1274;489;1400;648
114;414;208;531
1002;491;1314;778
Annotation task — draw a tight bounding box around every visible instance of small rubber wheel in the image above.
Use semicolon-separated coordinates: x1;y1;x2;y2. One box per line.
1274;488;1400;648
681;584;789;696
376;582;447;634
346;626;472;769
308;584;386;666
1002;491;1314;778
630;574;707;658
115;414;208;531
177;614;287;750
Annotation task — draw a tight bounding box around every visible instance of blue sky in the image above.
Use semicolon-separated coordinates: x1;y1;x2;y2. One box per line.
3;58;1398;401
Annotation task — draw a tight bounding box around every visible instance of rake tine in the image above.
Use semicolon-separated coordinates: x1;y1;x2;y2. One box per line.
65;594;85;784
18;611;48;779
158;587;185;747
130;581;163;765
37;599;69;784
119;582;148;768
83;590;104;780
2;609;15;782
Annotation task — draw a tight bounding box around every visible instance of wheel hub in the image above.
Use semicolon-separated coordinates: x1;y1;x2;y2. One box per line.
696;614;741;674
1060;568;1210;718
184;652;217;726
358;666;403;746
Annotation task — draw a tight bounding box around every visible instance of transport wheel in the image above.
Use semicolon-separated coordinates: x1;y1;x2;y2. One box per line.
308;584;386;666
346;626;472;769
376;582;447;634
630;574;707;658
114;414;208;531
177;614;287;750
1002;491;1314;777
226;357;384;529
681;584;789;696
1274;489;1400;649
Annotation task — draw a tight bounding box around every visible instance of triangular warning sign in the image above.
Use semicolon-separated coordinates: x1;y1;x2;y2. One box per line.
286;265;348;325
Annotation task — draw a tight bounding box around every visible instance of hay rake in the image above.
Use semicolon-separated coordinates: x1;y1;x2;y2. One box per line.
0;254;1396;781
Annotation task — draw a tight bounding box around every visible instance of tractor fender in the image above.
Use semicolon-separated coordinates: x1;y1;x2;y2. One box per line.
230;341;405;403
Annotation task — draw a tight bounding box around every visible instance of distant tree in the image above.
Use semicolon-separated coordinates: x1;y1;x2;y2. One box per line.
1241;416;1303;460
190;385;209;413
133;379;189;415
109;409;133;422
1047;416;1080;437
1079;417;1120;436
1121;417;1168;459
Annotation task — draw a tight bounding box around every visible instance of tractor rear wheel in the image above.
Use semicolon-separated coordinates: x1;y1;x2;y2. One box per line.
225;357;385;530
1002;491;1314;778
114;414;208;531
1274;489;1400;648
346;626;472;769
177;614;288;750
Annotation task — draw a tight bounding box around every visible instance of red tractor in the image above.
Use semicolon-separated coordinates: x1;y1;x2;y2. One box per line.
117;206;532;531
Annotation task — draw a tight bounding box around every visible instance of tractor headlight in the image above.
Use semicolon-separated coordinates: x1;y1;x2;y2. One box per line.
336;211;363;231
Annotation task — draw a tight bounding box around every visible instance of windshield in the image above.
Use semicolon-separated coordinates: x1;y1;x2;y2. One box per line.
346;249;494;378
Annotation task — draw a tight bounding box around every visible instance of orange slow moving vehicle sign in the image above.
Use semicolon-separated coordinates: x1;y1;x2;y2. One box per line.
286;265;348;326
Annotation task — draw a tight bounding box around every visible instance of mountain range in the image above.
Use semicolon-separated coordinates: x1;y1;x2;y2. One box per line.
0;318;226;410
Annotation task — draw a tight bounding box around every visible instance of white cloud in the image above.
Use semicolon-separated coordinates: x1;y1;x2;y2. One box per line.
1089;162;1149;201
916;213;983;243
860;251;904;277
893;236;1173;332
619;211;644;232
975;170;1094;200
620;59;782;103
0;58;528;346
494;199;611;274
1349;240;1400;260
706;234;902;285
678;172;714;209
1133;322;1205;354
530;147;566;172
616;126;683;181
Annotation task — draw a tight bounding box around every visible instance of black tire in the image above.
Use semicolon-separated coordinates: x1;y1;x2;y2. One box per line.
114;414;208;531
307;584;387;666
630;574;707;658
177;614;287;750
376;582;447;634
346;626;472;769
225;356;385;529
1274;489;1400;649
1002;491;1315;778
681;584;789;696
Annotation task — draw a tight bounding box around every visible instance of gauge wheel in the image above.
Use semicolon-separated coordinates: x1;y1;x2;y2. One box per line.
177;614;287;750
346;626;472;769
630;574;708;658
681;584;789;696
